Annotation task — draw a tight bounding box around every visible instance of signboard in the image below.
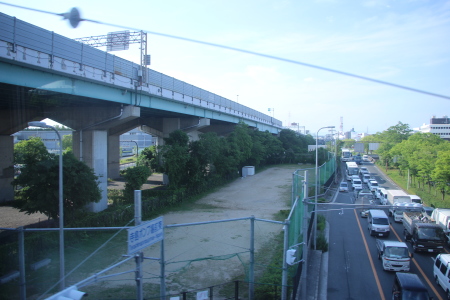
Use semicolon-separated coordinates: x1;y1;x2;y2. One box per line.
354;143;364;153
196;291;208;300
369;143;380;151
128;216;164;255
107;31;130;51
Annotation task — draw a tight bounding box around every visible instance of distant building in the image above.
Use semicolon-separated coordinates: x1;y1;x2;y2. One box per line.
13;130;73;154
119;128;155;155
13;128;154;154
414;116;450;141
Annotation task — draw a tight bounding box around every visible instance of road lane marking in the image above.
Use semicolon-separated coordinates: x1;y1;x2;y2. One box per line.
354;210;385;300
390;224;443;300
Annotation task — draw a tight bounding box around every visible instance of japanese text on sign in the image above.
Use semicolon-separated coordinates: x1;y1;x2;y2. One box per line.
128;216;164;254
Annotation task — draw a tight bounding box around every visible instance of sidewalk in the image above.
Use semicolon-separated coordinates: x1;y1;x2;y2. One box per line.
299;177;339;299
303;221;329;300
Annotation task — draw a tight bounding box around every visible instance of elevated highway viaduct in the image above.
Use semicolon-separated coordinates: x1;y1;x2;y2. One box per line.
0;12;282;210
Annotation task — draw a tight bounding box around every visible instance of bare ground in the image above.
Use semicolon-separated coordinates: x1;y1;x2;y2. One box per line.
1;165;300;298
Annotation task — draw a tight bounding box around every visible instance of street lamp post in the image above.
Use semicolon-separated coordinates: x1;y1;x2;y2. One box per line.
314;125;335;250
28;121;64;290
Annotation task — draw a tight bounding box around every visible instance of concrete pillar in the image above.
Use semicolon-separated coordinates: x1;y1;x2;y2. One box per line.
162;118;181;138
73;130;108;212
0;135;14;202
108;134;120;179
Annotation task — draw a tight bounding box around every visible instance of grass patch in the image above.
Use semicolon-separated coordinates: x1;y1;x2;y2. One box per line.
120;156;137;164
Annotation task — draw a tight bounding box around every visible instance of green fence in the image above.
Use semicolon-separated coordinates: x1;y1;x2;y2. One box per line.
288;154;336;249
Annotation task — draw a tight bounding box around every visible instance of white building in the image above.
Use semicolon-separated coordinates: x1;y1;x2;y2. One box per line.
414;116;450;141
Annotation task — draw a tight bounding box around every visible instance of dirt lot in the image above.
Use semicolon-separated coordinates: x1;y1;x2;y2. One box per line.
1;165;301;298
99;165;299;296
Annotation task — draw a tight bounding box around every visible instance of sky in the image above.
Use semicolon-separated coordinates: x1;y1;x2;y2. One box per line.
1;0;449;135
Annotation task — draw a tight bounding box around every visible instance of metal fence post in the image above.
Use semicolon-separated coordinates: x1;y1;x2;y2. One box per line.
134;191;143;300
19;227;26;300
281;219;290;300
160;235;166;299
249;215;255;299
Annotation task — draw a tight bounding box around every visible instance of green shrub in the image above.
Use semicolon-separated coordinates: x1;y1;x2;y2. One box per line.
317;214;326;231
123;166;151;201
316;232;328;252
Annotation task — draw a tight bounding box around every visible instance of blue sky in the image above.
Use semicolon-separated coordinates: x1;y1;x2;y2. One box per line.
1;0;449;135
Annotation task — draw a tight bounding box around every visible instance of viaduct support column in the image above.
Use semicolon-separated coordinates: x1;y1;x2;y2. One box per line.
0;135;14;202
108;134;121;179
73;130;108;212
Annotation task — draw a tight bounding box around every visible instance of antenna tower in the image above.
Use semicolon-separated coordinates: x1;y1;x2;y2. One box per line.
340;116;343;135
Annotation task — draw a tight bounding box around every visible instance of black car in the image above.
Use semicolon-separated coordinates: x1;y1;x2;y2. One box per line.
392;272;432;300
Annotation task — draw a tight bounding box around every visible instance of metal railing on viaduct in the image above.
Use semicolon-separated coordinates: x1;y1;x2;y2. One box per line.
0;12;282;130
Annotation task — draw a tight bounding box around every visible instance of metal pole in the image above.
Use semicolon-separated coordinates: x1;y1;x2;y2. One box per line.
249;216;255;299
160;232;166;299
134;191;143;300
281;219;290;300
19;227;26;300
55;128;64;290
314;129;319;250
315;126;334;250
301;172;309;299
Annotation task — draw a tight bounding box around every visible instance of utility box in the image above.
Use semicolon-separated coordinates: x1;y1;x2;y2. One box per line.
242;166;255;177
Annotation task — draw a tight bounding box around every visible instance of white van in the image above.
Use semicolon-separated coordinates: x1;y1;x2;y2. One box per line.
376;188;388;205
352;177;363;190
368;180;379;192
409;195;422;204
434;253;450;295
368;209;390;237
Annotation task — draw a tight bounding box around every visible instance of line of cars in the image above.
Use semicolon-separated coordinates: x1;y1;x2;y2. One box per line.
365;209;436;299
342;161;437;299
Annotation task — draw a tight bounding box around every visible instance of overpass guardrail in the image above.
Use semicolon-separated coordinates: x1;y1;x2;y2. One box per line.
0;12;282;128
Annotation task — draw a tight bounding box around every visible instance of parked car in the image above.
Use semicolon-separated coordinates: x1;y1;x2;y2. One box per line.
339;182;349;192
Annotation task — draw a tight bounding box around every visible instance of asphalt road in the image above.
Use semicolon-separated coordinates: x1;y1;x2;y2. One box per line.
326;160;448;300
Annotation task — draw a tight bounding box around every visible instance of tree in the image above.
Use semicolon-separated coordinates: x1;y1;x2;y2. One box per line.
62;134;73;152
161;130;190;188
372;122;413;170
432;150;450;200
341;139;355;149
123;165;151;200
136;145;159;171
14;136;50;165
12;150;101;223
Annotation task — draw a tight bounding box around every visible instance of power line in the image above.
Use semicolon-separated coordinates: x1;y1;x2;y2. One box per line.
1;1;449;101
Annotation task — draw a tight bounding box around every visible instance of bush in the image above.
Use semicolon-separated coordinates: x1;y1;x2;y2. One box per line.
123;166;151;201
316;232;328;252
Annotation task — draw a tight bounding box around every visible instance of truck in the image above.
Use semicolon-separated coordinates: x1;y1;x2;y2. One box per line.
386;190;411;217
341;148;352;162
391;203;422;223
376;239;412;272
431;208;450;242
402;211;446;253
